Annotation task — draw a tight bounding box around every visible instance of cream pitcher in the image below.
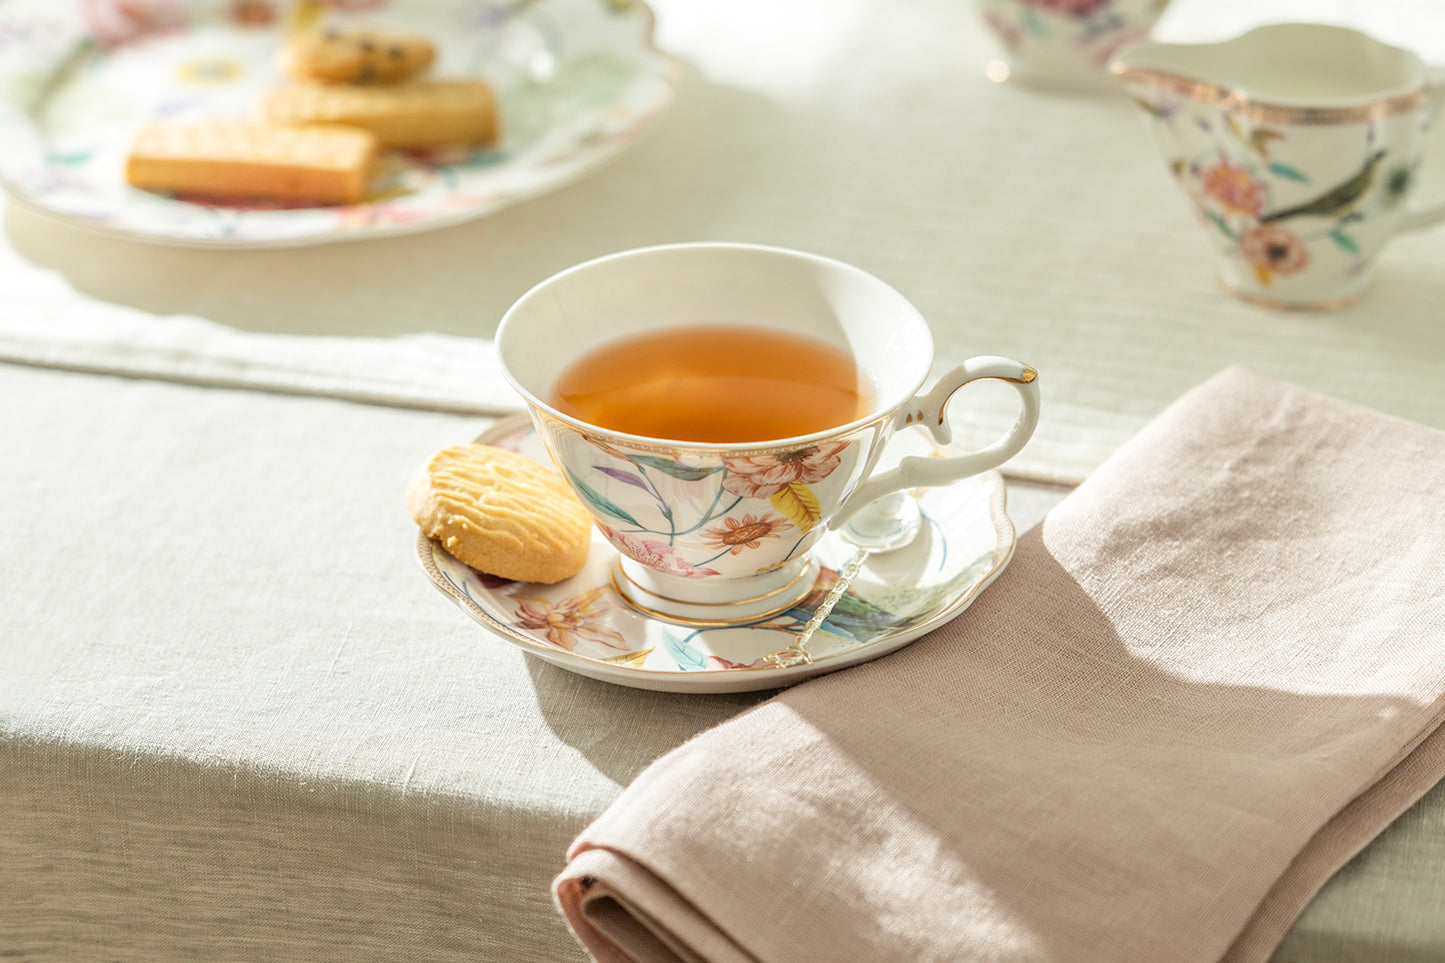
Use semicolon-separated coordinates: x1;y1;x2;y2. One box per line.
1111;24;1445;309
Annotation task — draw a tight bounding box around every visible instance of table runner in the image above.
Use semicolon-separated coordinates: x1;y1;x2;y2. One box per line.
0;233;517;415
555;367;1445;962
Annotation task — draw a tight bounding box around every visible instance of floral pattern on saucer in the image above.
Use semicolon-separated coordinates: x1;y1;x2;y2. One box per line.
417;415;1018;693
0;0;677;247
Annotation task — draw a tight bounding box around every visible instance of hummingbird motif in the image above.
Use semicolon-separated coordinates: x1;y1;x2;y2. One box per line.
1259;150;1388;223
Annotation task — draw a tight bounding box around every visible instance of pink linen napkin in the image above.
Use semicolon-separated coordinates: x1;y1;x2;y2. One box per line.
553;367;1445;963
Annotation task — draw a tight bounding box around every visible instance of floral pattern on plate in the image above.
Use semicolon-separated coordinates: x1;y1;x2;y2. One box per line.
0;0;677;247
417;414;1019;693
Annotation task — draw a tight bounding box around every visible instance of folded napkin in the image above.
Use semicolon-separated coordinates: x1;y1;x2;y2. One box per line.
554;367;1445;963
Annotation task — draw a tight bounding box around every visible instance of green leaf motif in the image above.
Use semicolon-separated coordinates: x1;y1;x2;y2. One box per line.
661;631;709;671
629;455;720;481
1133;97;1165;119
1330;230;1361;256
1203;208;1238;242
1268;161;1310;183
564;468;642;527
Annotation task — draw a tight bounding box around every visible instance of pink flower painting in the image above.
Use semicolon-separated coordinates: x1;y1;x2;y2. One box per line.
1239;223;1311;278
1201;160;1268;217
512;587;627;652
598;525;721;579
722;442;849;498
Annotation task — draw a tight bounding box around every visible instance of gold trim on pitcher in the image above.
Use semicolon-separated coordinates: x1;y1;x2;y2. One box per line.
1109;66;1428;125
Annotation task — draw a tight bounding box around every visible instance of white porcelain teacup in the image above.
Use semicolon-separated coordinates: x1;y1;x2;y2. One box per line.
496;244;1040;625
1113;24;1445;308
976;0;1171;90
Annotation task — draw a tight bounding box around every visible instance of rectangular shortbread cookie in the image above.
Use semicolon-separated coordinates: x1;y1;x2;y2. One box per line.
125;122;378;205
259;80;499;149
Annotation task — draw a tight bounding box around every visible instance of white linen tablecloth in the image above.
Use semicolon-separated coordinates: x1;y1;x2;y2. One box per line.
0;364;768;959
3;363;1443;962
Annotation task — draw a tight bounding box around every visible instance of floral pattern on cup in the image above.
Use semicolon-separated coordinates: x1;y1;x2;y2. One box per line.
701;514;794;557
595;524;722;579
537;422;871;581
1137;96;1420;293
721;443;847;497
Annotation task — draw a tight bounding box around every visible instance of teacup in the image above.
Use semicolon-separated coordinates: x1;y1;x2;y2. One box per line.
1112;24;1445;309
975;0;1170;91
496;243;1040;625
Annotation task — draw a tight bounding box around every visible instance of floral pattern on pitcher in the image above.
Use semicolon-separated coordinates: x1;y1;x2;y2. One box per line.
1130;92;1423;291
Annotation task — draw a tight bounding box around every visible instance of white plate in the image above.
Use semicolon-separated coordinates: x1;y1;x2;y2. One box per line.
0;0;677;247
417;415;1019;693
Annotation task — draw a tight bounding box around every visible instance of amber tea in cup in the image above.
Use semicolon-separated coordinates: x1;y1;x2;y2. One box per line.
547;324;873;443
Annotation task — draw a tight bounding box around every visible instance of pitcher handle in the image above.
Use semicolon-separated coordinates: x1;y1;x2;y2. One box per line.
1398;66;1445;233
833;356;1040;527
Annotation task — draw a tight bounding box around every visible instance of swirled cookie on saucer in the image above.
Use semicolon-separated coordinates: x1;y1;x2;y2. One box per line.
407;444;591;584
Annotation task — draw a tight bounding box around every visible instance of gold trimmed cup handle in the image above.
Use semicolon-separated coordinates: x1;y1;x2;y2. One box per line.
833;356;1040;527
1399;67;1445;233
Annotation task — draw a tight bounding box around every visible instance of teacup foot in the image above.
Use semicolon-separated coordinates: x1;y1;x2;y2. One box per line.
611;556;820;627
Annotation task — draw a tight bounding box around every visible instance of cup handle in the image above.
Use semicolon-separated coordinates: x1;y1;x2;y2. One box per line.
832;356;1040;527
1398;67;1445;233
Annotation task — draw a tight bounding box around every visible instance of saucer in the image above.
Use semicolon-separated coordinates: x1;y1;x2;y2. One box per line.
417;415;1018;693
0;0;676;248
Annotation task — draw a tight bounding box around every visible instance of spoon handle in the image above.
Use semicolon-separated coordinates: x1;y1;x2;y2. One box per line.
777;547;869;663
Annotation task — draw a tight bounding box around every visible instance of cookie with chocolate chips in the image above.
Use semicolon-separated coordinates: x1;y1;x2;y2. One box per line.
284;27;435;85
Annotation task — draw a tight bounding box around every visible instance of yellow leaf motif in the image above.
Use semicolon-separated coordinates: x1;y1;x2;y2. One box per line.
769;481;821;534
602;647;653;668
1249;128;1286;159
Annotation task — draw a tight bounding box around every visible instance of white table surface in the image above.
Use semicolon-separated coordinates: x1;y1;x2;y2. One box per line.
3;0;1445;959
